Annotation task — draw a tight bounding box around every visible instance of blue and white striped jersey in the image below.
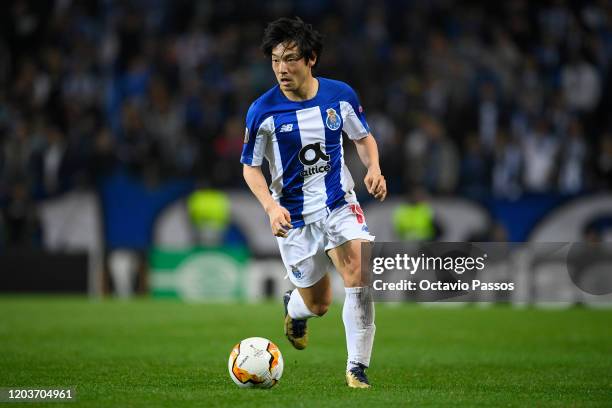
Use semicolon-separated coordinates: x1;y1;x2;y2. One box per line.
241;77;370;228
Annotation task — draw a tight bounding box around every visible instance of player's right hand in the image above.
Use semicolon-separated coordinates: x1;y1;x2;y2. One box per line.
266;204;293;238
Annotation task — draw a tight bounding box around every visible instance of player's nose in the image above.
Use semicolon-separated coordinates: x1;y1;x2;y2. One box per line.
277;60;289;73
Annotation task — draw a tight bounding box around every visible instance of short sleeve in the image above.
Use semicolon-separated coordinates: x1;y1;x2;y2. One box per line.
340;85;370;140
240;103;270;166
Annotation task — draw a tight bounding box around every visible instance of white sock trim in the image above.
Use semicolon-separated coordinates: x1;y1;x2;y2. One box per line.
345;286;365;294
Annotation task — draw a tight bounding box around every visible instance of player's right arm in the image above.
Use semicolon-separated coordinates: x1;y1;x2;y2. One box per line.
241;102;292;237
243;164;293;238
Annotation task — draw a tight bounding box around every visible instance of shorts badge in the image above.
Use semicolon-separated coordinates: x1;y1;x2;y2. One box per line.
291;267;302;279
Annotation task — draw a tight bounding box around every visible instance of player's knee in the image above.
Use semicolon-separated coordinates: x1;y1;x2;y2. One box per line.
342;265;364;287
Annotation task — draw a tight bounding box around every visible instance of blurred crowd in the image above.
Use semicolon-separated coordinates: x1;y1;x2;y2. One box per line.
1;0;612;247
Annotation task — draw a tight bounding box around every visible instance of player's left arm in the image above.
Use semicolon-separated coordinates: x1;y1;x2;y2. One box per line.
353;134;386;201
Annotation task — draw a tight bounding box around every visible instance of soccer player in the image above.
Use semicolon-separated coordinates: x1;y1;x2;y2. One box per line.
241;17;386;388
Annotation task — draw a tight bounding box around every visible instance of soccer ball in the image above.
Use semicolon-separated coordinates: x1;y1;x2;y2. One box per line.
228;337;284;389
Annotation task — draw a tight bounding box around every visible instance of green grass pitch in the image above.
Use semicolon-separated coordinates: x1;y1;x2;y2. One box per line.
0;297;610;407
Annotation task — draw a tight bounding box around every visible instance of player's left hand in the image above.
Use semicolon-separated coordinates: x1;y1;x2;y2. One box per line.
364;169;387;201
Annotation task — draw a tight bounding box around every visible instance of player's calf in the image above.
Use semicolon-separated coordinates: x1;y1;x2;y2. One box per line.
305;302;329;316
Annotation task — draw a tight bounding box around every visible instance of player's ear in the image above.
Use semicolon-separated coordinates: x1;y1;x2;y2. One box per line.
308;53;317;68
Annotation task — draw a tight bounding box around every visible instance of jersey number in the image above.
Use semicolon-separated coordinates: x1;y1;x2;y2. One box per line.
349;204;365;224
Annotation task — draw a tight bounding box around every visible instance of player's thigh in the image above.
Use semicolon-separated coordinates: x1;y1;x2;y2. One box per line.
327;238;371;287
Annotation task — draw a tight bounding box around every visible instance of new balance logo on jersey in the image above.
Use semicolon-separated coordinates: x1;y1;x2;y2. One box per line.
279;123;293;132
299;143;331;178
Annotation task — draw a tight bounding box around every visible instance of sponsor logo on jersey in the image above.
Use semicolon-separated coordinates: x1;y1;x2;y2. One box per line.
299;142;330;166
325;108;341;131
298;142;331;178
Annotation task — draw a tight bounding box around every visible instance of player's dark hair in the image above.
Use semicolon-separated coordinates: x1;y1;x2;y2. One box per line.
261;17;323;68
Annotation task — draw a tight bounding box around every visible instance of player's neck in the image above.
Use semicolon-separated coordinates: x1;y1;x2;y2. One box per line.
283;76;319;102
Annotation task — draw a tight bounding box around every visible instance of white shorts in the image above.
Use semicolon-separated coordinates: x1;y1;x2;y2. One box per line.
276;203;375;288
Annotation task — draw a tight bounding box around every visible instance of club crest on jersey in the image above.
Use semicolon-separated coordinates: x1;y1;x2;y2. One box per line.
325;108;341;131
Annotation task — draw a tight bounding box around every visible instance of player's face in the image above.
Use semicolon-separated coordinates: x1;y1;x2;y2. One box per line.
271;42;315;95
